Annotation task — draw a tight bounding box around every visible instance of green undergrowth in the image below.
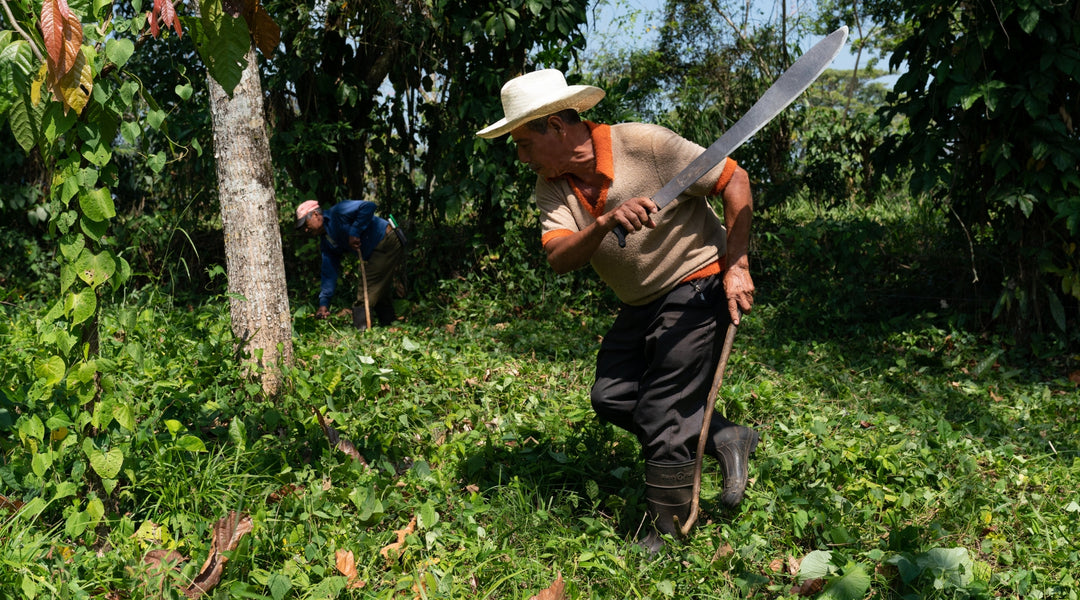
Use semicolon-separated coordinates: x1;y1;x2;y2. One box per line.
2;200;1078;599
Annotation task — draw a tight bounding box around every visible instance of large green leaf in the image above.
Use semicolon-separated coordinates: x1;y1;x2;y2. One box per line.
35;355;67;386
105;37;135;68
7;93;41;153
186;2;250;97
75;248;117;288
823;563;871;600
79;186;117;222
67;288;97;325
88;446;124;479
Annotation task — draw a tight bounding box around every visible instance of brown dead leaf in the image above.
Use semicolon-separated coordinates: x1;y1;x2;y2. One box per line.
529;573;565;600
182;511;253;598
379;516;417;562
1069;370;1080;385
790;578;825;596
710;542;734;563
144;549;186;574
787;555;801;576
768;558;784;573
313;408;369;466
334;549;366;589
0;494;25;517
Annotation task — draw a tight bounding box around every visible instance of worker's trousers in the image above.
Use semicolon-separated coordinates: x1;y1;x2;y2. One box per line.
590;273;731;463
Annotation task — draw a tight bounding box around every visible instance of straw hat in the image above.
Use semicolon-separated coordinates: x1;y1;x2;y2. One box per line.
476;69;605;139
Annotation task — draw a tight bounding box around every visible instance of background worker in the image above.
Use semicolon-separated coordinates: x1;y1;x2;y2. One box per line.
477;69;759;552
295;199;405;328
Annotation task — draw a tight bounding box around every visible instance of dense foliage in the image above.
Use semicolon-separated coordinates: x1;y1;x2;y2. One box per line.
867;0;1080;344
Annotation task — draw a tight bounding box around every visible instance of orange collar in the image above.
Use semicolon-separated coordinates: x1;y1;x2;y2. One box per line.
562;121;612;218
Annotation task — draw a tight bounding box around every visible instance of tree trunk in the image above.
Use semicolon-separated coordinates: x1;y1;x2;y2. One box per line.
207;44;294;395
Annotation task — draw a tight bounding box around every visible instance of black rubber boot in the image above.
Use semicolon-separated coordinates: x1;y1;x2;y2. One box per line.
374;298;396;326
638;460;696;554
705;417;759;508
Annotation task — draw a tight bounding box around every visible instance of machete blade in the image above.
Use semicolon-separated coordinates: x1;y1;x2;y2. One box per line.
614;25;849;247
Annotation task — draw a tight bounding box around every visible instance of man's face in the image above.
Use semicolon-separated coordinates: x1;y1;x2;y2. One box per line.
301;211;324;236
510;122;568;179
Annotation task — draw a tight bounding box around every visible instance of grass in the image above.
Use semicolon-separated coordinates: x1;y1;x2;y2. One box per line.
1;196;1078;599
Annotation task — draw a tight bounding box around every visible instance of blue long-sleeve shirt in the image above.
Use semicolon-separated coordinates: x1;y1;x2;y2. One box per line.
318;200;389;308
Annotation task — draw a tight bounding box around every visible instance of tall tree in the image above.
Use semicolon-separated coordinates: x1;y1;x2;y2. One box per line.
869;0;1080;343
208;41;293;395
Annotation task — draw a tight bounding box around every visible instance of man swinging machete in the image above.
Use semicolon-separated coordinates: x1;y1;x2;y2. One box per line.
476;27;848;553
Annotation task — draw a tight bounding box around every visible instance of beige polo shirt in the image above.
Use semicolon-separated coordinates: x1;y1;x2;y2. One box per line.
536;122;736;306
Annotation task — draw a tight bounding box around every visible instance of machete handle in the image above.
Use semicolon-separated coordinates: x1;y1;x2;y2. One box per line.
613;224;628;248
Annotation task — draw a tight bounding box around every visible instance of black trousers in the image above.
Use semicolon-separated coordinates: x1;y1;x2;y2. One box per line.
590;274;732;463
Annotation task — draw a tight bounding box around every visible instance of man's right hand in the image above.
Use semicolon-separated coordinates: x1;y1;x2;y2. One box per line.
315;306;330;319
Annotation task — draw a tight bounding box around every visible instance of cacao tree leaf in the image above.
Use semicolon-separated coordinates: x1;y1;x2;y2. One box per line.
190;0;250;96
79;187;116;221
0;38;36;80
40;0;83;76
249;4;280;56
8;93;41;153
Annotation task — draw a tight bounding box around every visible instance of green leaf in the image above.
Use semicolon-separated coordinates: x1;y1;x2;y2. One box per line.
74;249;117;288
823;563;871;600
67;289;97;325
60;233;86;262
267;574;292;600
80;187;117;222
190;0;251;96
419;501;439;529
228;417;247;450
798;550;837;581
105;38;135;68
35;355;67;386
88;446;124;479
1046;288;1066;332
917;547;974;587
176;434;207;452
32;451;53;477
147;109;166;130
175;83;193;100
8;92;41;153
113;403;136;431
148;151;166;173
1018;9;1039;34
120;120;141;145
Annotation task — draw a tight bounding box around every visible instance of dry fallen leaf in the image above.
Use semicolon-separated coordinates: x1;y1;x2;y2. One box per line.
790;578;825;596
529;573;565;600
182;511;253;598
768;558;784;573
334;549;366;589
787;555;801;576
1068;370;1080;385
379;516;417;562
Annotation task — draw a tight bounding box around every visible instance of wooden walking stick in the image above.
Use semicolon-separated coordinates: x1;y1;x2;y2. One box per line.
356;250;371;329
679;314;739;536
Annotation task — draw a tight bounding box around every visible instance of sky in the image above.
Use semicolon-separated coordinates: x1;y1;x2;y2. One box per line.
582;0;878;74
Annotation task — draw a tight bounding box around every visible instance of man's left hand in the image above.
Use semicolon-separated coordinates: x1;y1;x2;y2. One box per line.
723;264;754;325
348;236;362;252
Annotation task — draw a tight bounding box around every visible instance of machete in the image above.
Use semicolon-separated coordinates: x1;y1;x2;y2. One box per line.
613;25;849;247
